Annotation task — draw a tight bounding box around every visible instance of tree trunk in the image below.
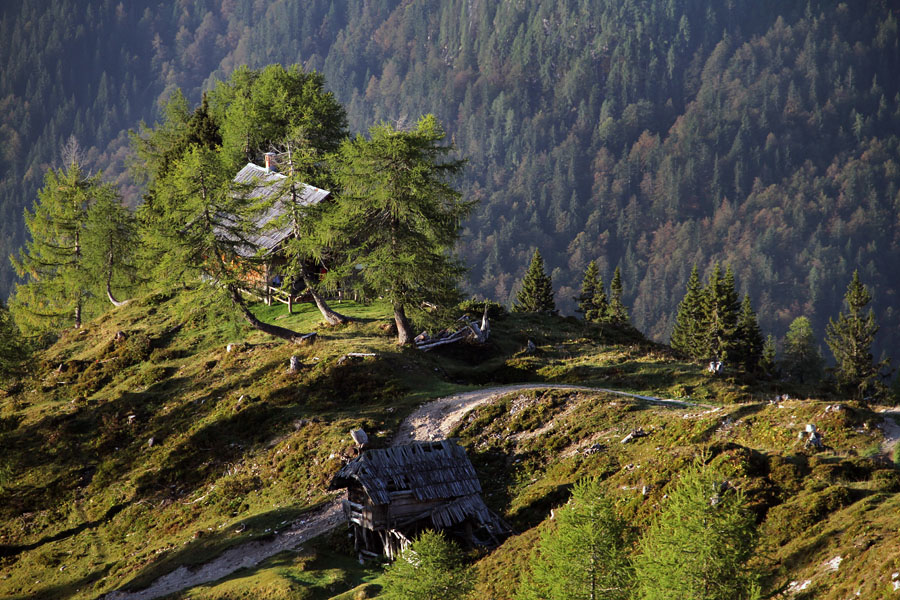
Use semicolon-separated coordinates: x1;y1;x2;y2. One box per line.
74;300;82;329
228;285;316;344
393;303;414;345
296;263;351;325
105;254;129;307
106;279;129;307
303;276;351;325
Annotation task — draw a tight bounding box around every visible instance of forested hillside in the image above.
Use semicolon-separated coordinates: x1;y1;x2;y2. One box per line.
1;0;898;358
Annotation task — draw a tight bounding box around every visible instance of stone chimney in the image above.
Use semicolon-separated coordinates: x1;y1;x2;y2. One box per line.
264;152;277;172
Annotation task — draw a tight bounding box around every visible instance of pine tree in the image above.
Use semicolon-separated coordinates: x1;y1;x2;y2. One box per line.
781;316;823;384
732;294;764;373
633;454;759;600
575;260;604;321
825;271;887;400
380;530;473;600
326;114;473;344
514;249;556;313
516;478;632;600
671;265;706;359
608;266;629;324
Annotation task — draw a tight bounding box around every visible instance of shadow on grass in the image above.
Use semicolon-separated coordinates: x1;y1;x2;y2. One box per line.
693;402;769;443
0;500;131;558
5;564;112;600
114;502;328;593
506;482;574;532
192;545;382;600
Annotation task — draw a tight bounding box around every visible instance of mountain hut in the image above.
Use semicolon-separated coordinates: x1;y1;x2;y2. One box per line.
330;440;508;559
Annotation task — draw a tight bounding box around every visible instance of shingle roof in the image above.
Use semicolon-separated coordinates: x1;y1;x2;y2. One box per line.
332;440;483;505
230;163;330;257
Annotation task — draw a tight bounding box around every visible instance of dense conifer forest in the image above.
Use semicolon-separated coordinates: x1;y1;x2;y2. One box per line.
1;0;898;359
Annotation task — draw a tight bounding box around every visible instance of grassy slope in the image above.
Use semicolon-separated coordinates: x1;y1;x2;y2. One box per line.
1;292;897;599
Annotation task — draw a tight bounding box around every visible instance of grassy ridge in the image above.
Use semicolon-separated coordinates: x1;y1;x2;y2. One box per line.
1;291;897;599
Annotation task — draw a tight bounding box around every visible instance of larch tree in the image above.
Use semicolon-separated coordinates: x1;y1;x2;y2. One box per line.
781;316;823;384
825;271;887;400
156;146;315;344
133;90;222;284
0;299;27;382
516;478;633;600
267;133;350;325
633;454;759;600
760;334;777;377
9;152;109;334
211;64;348;171
380;530;473;600
514;249;556;314
324;114;472;345
82;184;138;307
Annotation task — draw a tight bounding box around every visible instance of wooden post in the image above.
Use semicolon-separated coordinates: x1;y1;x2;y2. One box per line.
264;263;271;306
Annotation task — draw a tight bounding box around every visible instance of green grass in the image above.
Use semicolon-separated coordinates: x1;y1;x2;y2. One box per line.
170;536;383;600
2;289;898;600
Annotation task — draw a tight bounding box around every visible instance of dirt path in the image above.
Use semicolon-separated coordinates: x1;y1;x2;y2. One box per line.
102;499;345;600
103;384;691;599
878;409;900;459
393;384;696;444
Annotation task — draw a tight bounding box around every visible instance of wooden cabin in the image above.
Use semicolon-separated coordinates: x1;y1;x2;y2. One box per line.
330;440;508;559
230;160;331;310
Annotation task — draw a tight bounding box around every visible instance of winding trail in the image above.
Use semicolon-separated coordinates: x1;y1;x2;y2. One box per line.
102;384;693;599
393;384;698;445
103;502;345;600
877;409;900;459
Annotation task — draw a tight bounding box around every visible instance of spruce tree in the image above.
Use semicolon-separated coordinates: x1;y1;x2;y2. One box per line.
575;260;603;321
595;274;609;322
781;316;823;384
633;455;759;600
516;478;632;600
514;249;556;313
671;265;706;359
825;271;887;400
703;263;739;362
760;334;777;377
733;294;764;373
608;266;629;324
380;530;473;600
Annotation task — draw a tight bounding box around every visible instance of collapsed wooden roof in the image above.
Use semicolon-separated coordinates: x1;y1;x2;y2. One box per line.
229;162;330;257
332;440;497;528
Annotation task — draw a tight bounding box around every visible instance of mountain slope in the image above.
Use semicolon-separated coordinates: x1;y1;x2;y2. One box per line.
1;290;897;599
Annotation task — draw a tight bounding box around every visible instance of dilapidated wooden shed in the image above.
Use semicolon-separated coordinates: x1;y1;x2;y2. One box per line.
330;440;508;559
